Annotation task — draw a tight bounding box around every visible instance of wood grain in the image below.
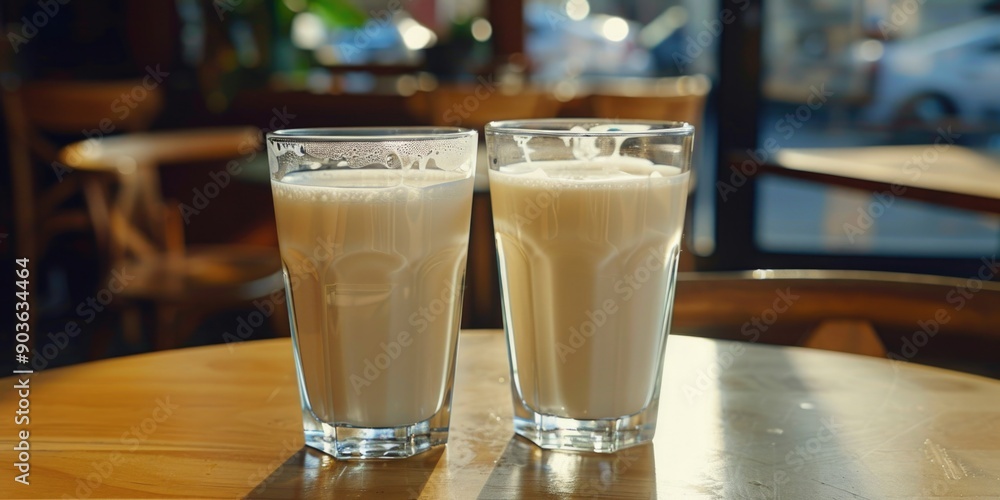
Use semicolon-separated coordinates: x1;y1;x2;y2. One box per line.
2;331;999;498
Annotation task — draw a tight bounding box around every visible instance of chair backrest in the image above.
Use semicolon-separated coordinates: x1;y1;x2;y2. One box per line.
409;84;560;129
673;269;1000;373
3;79;164;261
18;80;163;134
588;75;711;127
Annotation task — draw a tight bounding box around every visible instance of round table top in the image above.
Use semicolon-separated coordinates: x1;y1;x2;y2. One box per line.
770;146;1000;214
59;126;261;172
3;331;999;498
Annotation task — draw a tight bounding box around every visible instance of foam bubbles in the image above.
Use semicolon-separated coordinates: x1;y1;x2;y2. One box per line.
267;134;476;180
513;123;657;164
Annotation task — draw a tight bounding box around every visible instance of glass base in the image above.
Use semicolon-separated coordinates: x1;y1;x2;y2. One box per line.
512;410;656;453
304;418;447;460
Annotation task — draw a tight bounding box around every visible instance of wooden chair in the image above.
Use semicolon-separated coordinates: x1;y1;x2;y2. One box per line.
673;269;1000;375
3;79;164;350
3;80;162;266
58;127;285;351
5;79;283;352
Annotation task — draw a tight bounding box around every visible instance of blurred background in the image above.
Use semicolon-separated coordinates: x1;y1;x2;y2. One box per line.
2;0;999;373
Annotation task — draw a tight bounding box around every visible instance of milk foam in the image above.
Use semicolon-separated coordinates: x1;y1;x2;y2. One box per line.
268;136;476;179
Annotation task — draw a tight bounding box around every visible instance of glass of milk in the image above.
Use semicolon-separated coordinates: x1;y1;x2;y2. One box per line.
486;119;693;453
266;128;477;459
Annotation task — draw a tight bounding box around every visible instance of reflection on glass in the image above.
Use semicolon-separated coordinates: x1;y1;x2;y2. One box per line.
248;446;442;497
479;437;657;498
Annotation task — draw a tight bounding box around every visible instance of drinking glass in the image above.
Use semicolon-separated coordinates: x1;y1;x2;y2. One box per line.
486;119;693;452
267;127;477;459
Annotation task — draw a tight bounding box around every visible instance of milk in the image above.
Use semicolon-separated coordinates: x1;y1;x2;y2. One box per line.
272;169;473;428
489;158;689;419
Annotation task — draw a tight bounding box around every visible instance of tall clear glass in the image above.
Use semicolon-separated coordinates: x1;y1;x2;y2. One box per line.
267;128;477;459
486;119;693;453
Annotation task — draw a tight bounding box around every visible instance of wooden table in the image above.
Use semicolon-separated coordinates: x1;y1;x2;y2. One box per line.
3;331;999;498
764;145;1000;214
58;127;261;255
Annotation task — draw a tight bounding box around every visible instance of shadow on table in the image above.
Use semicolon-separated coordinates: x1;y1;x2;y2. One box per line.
479;436;657;499
246;446;442;499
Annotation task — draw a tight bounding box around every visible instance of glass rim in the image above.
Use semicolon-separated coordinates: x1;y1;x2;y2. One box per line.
267;127;477;142
485;119;694;137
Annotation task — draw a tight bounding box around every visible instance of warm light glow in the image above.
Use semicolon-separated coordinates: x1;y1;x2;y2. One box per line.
416;72;438;91
553;80;580;102
314;45;338;65
471;18;492;42
601;16;629;42
396;74;418;96
398;18;437;50
857;39;884;62
291;12;325;50
566;0;590;21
